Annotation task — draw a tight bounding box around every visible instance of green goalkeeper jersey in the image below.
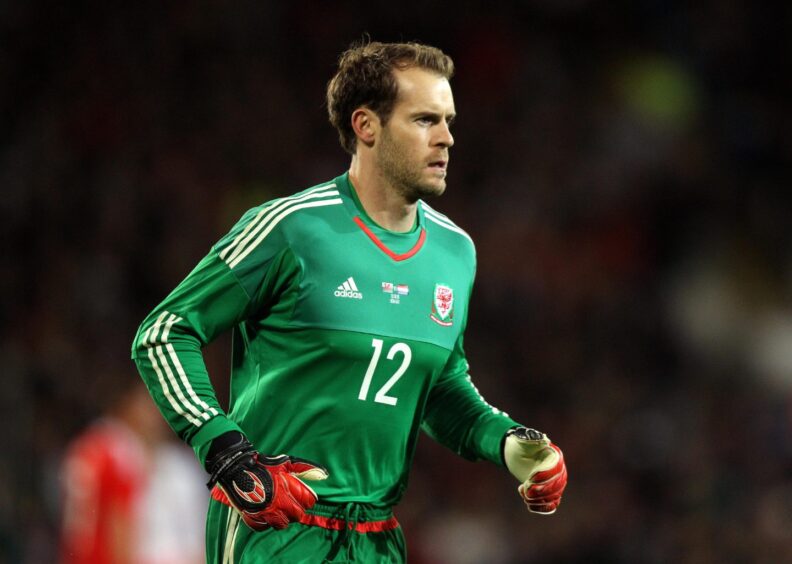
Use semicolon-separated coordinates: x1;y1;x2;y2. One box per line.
132;172;519;507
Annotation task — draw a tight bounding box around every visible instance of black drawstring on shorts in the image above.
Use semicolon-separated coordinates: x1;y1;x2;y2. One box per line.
340;502;361;562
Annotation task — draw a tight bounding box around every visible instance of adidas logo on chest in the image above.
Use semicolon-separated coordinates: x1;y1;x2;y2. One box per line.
334;277;363;299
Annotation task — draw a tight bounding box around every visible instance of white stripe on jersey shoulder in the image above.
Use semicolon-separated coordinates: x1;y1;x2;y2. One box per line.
420;202;473;243
219;183;338;261
219;184;342;269
226;197;343;269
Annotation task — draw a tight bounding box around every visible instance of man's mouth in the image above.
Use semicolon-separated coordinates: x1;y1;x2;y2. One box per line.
428;160;447;170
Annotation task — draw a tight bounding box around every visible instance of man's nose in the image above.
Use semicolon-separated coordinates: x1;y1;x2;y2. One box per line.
435;121;454;148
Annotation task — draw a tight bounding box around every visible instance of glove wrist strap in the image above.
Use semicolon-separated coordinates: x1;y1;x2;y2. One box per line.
205;434;255;490
501;426;544;465
506;427;545;441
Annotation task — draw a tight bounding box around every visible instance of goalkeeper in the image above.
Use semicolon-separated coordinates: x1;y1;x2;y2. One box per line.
132;40;567;563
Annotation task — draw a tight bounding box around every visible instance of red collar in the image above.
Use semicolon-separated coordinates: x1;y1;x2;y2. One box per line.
353;216;426;261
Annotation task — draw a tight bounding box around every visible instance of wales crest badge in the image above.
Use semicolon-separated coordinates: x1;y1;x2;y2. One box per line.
430;283;454;326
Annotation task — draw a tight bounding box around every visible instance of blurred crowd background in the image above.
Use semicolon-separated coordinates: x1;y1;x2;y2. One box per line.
2;1;789;562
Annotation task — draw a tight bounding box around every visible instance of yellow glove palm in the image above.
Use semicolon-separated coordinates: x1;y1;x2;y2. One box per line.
503;428;567;514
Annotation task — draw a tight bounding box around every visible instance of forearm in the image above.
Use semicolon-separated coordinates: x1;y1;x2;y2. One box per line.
131;250;254;462
133;345;242;462
422;372;519;465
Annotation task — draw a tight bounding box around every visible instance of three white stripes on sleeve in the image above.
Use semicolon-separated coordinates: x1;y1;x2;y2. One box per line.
142;311;219;427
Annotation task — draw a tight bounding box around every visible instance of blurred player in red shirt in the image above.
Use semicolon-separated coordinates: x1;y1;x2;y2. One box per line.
60;378;205;564
60;379;158;563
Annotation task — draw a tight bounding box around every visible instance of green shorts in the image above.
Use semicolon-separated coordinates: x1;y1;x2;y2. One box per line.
206;499;407;563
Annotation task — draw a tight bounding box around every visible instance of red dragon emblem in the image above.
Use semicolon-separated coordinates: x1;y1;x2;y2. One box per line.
430;284;454;326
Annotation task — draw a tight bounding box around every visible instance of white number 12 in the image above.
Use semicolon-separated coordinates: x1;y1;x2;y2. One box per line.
358;339;412;406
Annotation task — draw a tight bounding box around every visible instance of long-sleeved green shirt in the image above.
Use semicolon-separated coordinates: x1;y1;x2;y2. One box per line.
132;172;519;507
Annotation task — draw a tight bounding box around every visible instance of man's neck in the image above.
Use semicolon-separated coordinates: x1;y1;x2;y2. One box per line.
348;156;417;233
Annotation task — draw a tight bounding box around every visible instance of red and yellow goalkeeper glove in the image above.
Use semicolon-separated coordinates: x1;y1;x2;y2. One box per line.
503;427;567;514
205;432;328;531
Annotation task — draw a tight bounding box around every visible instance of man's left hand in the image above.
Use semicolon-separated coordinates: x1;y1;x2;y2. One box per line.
503;427;567;514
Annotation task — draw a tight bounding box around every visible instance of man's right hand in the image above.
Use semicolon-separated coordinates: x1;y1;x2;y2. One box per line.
205;432;329;530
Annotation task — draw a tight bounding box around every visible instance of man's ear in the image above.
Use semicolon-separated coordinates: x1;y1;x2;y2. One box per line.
351;108;379;148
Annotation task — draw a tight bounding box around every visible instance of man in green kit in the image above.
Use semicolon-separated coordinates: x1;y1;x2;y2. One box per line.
132;40;568;563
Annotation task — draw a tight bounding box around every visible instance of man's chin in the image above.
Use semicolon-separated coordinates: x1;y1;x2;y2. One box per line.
412;180;446;201
394;175;447;203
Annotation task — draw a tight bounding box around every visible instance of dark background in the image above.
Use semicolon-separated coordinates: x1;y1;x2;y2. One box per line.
2;1;790;562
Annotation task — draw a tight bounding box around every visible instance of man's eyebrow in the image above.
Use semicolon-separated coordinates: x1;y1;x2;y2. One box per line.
410;110;457;122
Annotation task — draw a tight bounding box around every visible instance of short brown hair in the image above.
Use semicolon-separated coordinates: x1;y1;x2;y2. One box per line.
326;40;455;155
